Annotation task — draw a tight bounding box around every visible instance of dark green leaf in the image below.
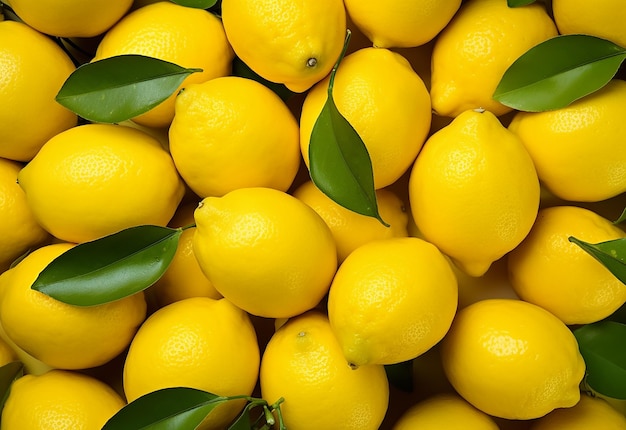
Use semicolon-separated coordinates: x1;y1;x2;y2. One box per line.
568;236;626;285
31;225;182;306
615;206;626;225
170;0;217;8
493;35;626;111
102;387;229;430
231;57;294;102
574;321;626;399
507;0;536;6
56;54;202;123
605;302;626;325
0;361;24;424
228;401;263;430
384;360;414;392
308;31;387;226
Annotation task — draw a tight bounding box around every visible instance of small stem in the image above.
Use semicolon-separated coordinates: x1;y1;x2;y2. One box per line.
327;29;352;98
180;223;196;231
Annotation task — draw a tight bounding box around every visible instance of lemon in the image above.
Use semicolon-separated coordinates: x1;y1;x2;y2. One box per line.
93;1;233;128
327;237;458;367
2;370;125;430
408;109;540;277
293;180;409;262
17;123;185;244
193;187;337;318
530;393;626;430
7;0;132;37
553;0;626;48
508;206;626;325
392;393;500;430
300;47;432;189
260;311;389;430
508;79;626;202
0;330;17;367
0;243;147;370
221;0;346;93
456;255;520;310
0;158;49;271
148;203;221;309
123;297;260;430
169;76;301;198
343;0;461;48
0;20;77;162
441;298;586;420
430;0;558;117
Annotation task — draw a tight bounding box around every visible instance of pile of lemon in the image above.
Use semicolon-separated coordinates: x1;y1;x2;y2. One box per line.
1;0;626;429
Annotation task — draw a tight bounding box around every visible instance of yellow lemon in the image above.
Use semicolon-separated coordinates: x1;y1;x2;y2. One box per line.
7;0;132;37
0;158;49;271
300;47;432;189
193;187;337;318
0;20;77;162
392;393;500;430
17;123;185;244
430;0;558;117
553;0;626;48
148;202;221;309
530;393;626;430
408;109;540;277
123;297;260;430
293;180;409;262
0;330;17;367
0;243;147;370
1;370;126;430
508;79;626;202
327;237;458;367
455;255;520;310
93;1;233;128
441;298;586;420
169;76;301;198
343;0;461;48
260;311;389;430
221;0;346;93
508;206;626;325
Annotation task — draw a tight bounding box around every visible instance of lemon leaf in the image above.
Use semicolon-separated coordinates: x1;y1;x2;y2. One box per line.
231;56;294;102
506;0;536;6
31;225;182;306
574;321;626;400
308;30;387;226
568;236;626;285
102;387;230;429
0;361;23;422
55;54;202;123
170;0;217;8
615;206;626;225
493;35;626;112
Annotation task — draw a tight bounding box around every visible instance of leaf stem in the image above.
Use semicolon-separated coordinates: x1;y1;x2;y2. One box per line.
327;29;352;97
180;223;197;231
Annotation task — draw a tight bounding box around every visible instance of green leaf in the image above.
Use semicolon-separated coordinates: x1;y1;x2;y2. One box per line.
102;387;230;429
568;236;626;285
56;54;202;123
308;31;387;226
493;35;626;112
231;57;294;102
170;0;217;8
615;206;626;225
0;361;24;424
31;225;182;306
507;0;536;6
574;321;626;399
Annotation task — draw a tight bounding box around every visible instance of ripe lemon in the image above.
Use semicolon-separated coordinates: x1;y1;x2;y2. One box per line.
0;243;147;370
293;180;409;262
530;393;626;430
17;123;185;244
0;20;77;162
343;0;461;48
123;297;260;430
392;393;499;430
1;370;126;430
508;206;626;325
193;187;337;318
327;237;458;367
260;311;389;430
0;158;49;271
6;0;132;37
455;255;520;310
441;298;585;420
553;0;626;48
221;0;346;93
93;1;233;128
430;0;558;117
169;76;300;198
0;331;17;367
300;47;432;189
408;109;540;277
508;79;626;202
